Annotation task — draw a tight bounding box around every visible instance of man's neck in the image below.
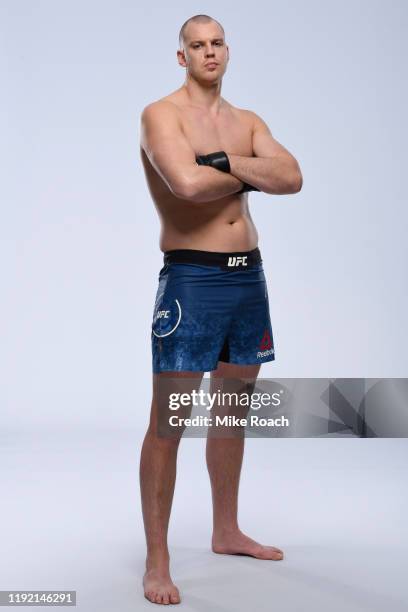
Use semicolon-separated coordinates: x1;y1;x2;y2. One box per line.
181;76;223;113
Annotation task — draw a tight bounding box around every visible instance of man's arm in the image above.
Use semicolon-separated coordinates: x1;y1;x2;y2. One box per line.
140;101;243;202
227;112;303;195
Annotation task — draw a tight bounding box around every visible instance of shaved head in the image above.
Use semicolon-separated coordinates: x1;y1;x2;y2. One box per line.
178;14;225;49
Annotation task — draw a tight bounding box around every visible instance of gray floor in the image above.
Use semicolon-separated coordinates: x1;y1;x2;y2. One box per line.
1;430;407;611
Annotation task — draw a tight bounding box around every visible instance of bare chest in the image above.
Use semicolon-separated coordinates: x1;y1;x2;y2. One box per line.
179;107;253;157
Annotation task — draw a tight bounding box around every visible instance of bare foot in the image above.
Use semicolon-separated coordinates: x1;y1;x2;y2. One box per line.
143;566;181;605
212;529;284;560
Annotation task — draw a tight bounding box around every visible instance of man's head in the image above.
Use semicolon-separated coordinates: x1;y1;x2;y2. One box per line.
177;15;229;82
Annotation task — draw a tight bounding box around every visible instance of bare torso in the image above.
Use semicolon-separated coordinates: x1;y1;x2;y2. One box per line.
140;88;258;252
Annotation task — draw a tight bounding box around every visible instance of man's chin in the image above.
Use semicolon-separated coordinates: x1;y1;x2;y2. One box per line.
199;72;224;84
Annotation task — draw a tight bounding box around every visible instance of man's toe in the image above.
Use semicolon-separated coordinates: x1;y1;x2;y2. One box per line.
145;590;154;602
170;590;180;604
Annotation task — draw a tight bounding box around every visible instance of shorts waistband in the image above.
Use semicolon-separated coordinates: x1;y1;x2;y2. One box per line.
163;247;262;270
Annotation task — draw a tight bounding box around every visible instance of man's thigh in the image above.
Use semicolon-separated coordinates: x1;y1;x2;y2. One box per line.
210;360;261;382
151;276;232;373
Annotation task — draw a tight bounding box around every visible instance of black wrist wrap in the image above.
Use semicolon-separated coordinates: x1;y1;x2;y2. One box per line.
195;150;231;173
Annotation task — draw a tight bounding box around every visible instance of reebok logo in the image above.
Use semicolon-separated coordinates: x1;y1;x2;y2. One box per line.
259;329;272;350
257;348;274;358
257;329;274;358
227;256;248;267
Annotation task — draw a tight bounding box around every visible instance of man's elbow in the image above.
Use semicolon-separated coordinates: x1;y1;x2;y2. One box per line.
170;175;199;201
281;165;302;193
264;173;302;195
289;171;303;193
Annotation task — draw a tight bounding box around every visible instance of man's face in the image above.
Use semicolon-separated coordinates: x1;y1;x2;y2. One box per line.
178;22;229;82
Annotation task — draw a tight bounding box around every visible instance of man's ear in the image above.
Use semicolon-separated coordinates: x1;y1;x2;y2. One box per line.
176;49;187;68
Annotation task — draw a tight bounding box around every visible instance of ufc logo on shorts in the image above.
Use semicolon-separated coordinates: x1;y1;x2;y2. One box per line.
156;310;170;319
227;256;248;267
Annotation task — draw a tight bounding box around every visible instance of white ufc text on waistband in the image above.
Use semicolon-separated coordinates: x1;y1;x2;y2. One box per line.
227;256;248;267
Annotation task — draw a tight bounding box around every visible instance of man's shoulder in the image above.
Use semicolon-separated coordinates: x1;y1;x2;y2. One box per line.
238;107;264;123
226;103;262;129
139;98;184;150
141;88;185;119
141;98;181;122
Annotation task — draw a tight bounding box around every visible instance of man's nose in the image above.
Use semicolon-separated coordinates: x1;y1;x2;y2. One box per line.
205;45;215;56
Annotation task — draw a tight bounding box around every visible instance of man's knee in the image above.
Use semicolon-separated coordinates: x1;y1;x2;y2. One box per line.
147;395;192;442
149;371;204;436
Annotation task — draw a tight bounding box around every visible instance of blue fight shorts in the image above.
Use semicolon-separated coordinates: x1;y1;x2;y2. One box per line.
151;248;275;373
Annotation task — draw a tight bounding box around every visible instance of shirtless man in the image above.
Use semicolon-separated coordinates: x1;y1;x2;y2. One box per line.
139;14;302;605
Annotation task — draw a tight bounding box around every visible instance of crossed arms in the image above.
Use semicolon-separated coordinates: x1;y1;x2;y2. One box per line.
140;101;303;203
